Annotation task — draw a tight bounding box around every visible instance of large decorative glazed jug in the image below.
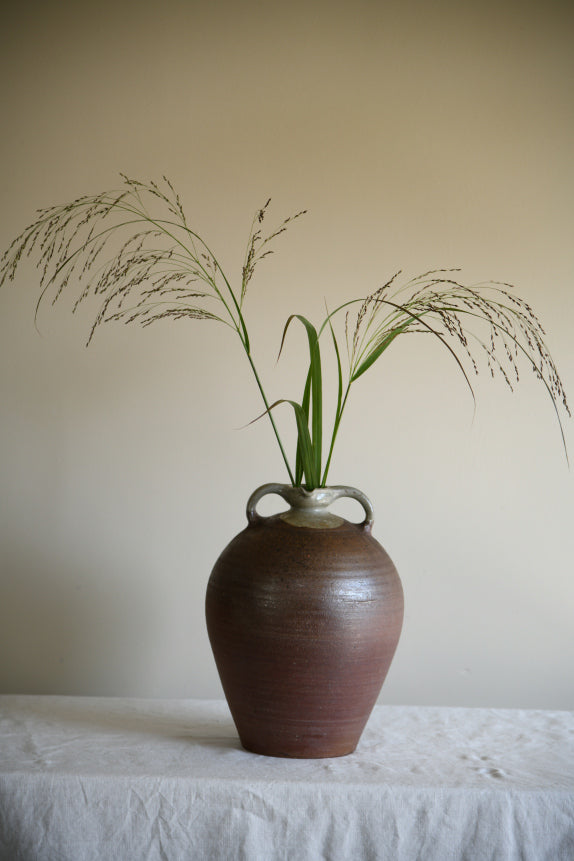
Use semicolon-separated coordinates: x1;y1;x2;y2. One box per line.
205;483;404;758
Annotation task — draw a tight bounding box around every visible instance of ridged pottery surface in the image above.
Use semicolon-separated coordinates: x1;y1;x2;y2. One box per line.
205;484;404;758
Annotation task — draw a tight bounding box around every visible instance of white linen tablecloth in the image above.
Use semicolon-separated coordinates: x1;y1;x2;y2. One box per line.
0;696;572;860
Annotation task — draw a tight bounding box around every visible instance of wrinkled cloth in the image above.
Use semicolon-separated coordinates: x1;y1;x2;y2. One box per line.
0;696;572;860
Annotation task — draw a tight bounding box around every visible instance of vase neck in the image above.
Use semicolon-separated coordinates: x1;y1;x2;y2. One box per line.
246;484;375;531
279;486;345;528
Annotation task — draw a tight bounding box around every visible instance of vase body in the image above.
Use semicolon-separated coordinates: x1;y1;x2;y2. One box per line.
205;484;403;758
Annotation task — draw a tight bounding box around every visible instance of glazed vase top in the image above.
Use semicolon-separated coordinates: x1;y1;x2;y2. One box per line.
246;483;375;531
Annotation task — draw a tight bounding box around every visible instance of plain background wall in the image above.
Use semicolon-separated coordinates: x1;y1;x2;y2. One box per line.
0;0;573;709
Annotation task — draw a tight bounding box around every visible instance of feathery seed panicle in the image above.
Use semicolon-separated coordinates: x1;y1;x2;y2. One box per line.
0;175;569;486
344;271;569;421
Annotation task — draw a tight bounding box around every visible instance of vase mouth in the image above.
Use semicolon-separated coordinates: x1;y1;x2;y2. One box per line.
280;485;345;510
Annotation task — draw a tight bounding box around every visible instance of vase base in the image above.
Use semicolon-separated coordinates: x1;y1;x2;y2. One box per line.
239;738;358;759
235;720;364;758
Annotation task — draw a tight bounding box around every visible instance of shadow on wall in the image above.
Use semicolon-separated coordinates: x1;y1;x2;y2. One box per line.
0;540;160;696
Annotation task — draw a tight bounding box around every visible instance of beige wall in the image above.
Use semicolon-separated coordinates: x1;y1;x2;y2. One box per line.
1;0;573;707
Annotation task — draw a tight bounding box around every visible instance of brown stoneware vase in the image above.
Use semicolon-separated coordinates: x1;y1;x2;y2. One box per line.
205;483;404;758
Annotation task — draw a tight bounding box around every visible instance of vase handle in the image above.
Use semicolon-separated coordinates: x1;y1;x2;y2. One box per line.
246;483;375;532
246;483;293;525
330;485;375;532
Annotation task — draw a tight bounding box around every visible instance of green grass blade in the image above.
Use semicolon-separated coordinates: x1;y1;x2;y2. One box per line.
245;397;318;488
321;310;345;486
351;320;412;382
290;398;319;488
295;369;312;485
279;314;323;485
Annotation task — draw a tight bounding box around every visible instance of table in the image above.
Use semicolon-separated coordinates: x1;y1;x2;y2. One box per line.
0;696;572;860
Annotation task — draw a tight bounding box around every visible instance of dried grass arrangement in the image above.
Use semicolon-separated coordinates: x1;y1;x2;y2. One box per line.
1;175;569;487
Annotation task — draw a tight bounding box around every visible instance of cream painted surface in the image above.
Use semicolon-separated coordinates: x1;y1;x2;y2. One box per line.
0;0;572;707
